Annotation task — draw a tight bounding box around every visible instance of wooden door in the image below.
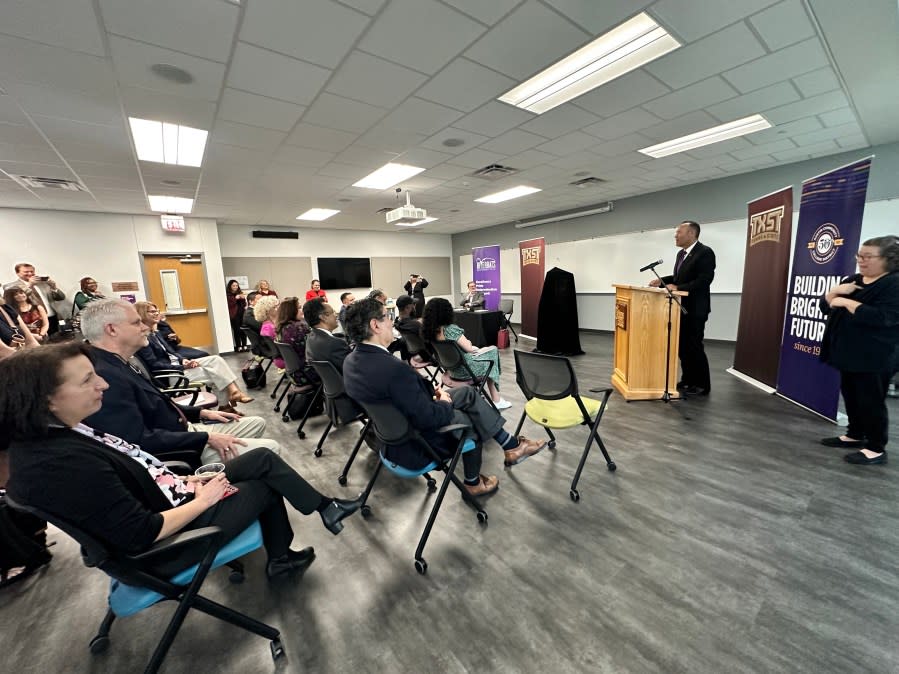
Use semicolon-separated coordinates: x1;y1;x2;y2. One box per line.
142;254;214;350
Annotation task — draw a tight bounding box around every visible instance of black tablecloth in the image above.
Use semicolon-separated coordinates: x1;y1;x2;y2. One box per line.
453;310;503;347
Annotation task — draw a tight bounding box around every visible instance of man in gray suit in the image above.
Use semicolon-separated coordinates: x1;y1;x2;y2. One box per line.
460;281;485;310
5;262;66;335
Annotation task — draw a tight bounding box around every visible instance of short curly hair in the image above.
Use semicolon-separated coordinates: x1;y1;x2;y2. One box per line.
254;295;280;322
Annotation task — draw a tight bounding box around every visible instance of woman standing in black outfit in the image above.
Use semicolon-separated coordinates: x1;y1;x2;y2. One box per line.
226;280;248;352
819;235;899;465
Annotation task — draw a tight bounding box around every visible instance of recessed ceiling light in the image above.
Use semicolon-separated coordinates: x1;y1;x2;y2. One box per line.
296;208;340;221
161;179;182;186
148;195;194;213
129;117;208;167
638;114;772;158
498;12;680;115
442;138;465;147
396;217;438;227
475;185;542;204
352;162;426;190
150;63;194;84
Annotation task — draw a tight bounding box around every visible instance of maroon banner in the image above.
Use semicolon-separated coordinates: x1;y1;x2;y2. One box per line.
518;237;545;339
732;186;794;387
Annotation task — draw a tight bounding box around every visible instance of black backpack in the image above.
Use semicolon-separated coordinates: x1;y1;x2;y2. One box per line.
241;359;267;390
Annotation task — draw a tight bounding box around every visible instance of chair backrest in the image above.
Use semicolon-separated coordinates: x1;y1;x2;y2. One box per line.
429;339;467;373
500;298;514;316
309;360;345;399
273;340;305;378
402;328;430;359
355;399;413;445
255;333;280;360
513;349;577;401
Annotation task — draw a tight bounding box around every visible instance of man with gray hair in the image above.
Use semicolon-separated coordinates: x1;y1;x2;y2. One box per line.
81;299;279;465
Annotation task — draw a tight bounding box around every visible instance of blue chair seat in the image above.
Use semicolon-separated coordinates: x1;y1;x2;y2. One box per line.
379;438;477;478
109;521;263;617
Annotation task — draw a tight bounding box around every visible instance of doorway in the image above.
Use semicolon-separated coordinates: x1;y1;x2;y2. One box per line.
142;254;214;350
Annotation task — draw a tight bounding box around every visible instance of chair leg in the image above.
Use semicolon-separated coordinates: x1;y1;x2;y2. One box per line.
144;588;204;673
512;411;526;436
570;392;615;500
189;595;280;640
314;421;333;458
270;372;286;400
261;358;273;376
89;610;116;654
545;427;556;447
338;420;369;485
359;460;383;510
296;387;322;439
413;447;465;569
273;381;290;413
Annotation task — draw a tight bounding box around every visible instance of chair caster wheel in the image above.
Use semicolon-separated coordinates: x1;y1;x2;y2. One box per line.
314;448;323;458
361;505;372;518
228;570;245;584
297;430;306;439
414;558;427;575
608;462;617;472
281;414;289;422
476;510;488;523
338;475;348;486
570;489;580;502
270;392;277;399
427;480;437;492
89;636;110;654
548;441;556;449
270;638;285;660
273;405;281;413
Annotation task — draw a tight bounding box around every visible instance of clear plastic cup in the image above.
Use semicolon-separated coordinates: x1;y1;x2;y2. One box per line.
194;462;226;480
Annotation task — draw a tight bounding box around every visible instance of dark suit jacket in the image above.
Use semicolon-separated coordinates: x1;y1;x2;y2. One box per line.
344;343;454;469
403;278;428;301
242;307;262;332
306;328;360;422
85;347;208;454
137;332;185;374
661;241;716;319
460;290;485;308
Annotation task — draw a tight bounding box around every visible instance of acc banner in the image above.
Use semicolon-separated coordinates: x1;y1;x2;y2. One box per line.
472;245;501;310
732;186;793;387
518;237;545;339
776;157;872;419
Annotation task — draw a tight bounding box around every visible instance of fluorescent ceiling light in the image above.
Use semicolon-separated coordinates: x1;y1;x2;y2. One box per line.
475;185;542;204
396;217;438;227
148;195;194;214
638;114;772;158
129;117;209;167
499;12;680;115
296;208;340;221
352;163;425;190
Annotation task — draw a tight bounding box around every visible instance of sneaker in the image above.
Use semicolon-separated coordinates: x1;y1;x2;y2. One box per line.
495;398;512;410
503;436;547;466
463;474;499;496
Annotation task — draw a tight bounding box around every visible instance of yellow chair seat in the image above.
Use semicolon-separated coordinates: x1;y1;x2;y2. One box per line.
524;396;603;429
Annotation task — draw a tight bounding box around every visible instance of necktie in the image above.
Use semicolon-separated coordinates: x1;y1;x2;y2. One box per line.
674;249;686;276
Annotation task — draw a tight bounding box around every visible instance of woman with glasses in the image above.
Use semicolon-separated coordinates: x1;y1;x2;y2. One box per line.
819;236;899;465
73;277;106;310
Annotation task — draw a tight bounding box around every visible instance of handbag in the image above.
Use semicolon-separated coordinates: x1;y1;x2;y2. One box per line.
496;327;510;349
1;306;27;349
241;358;267;389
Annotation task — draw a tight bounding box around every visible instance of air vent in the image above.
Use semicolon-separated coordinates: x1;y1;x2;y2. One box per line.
468;164;519;181
12;175;87;191
569;176;606;187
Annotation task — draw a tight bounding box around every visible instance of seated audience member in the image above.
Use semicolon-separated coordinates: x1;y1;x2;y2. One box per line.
423;298;510;409
304;299;362;423
4;287;48;342
255;279;277;297
460;281;485;310
367;288;387;304
226;280;248;353
343;299;546;493
337;292;355;334
255;295;283;367
387;295;418;361
2;343;364;580
134;301;254;406
305;279;328;302
275;297;319;387
4;262;66;335
0;299;40;358
156;315;210;360
81;300;279;465
243;291;262;332
73;277;106;310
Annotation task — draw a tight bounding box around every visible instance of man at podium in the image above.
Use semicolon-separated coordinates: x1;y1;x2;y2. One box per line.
649;220;716;396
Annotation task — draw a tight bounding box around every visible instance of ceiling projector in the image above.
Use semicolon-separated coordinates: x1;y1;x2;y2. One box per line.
386;191;426;224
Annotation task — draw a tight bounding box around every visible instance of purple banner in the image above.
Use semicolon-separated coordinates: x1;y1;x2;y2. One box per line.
775;157;872;419
472;245;501;310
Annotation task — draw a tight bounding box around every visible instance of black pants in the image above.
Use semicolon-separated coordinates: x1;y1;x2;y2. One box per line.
153;448;323;575
446;386;507;480
841;370;891;452
678;314;710;391
230;315;246;350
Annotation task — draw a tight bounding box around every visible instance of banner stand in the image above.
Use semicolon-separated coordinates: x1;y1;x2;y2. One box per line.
725;367;776;394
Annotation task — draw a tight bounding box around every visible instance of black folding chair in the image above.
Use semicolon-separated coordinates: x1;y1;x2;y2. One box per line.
309;360;371;484
402;329;442;385
4;496;283;674
499;298;518;342
240;327;276;374
429;339;498;413
273;340;322;439
512;350;616;501
356;400;485;575
130;356;218;410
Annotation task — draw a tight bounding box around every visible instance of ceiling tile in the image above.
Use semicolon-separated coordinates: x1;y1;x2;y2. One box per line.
271;145;335;168
316;162;365;180
450;147;507;169
591;133;656;157
355;126;428;153
748;115;822;144
652;0;779;42
420;127;490;155
416;58;516;113
0;34;113;96
333;145;398;169
764;90;849;124
682;137;753;159
818;107;857;128
302;93;389;133
454;101;534;137
792;121;861;146
335;0;387;16
722;38;828;94
52;140;132;164
0;160;76;181
729;137;796;160
218;89;304;132
119;86;216;130
393;148;454;169
241;0;369;69
359;0;486;75
228;42;331;106
1;0;105;56
573;70;670;118
0;94;30;125
419;163;474;180
749;0;815;51
771;139;837;161
792;67;841;98
285;123;358;153
638;110;722;143
642;77;738;121
441;0;523;25
836;135;868;150
646;23;766;90
211;120;286;152
542;0;652;33
0;141;61;165
326;51;428;109
7;81;121;126
464;0;590;80
375;98;464;135
536;131;602;156
0;120;52;146
518;105;601;139
32;115;129;149
101;0;238;63
582;108;663;141
480;129;547;155
705;81;800;121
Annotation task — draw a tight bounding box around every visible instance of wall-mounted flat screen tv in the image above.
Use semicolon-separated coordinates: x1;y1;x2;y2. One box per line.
317;258;372;289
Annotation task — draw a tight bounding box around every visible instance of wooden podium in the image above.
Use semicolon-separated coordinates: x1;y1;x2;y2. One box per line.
611;284;687;401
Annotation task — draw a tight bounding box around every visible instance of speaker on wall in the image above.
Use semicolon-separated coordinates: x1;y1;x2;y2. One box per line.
252;230;299;239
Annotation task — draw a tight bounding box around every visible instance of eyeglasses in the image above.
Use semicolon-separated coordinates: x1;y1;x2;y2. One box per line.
856;253;882;261
147;309;160;314
376;313;389;322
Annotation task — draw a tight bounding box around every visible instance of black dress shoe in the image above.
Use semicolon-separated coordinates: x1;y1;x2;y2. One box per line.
676;381;687;390
681;385;709;396
266;547;316;579
844;450;887;465
320;497;363;535
820;436;864;448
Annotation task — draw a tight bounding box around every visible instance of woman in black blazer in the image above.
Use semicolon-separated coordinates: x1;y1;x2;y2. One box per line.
819;235;899;465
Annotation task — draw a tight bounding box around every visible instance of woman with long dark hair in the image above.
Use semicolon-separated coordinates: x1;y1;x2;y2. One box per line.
3;287;48;342
275;297;319;387
226;280;248;352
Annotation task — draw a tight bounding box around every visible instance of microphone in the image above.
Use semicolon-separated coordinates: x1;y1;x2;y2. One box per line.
639;258;664;272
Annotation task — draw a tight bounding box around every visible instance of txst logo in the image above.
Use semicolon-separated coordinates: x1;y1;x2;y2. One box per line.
748;205;784;246
521;246;541;266
476;257;497;271
806;223;844;264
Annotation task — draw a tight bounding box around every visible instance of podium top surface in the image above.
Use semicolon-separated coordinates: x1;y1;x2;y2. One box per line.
613;283;687;296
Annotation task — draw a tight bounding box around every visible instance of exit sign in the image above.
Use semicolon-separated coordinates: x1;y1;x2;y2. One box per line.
161;215;185;232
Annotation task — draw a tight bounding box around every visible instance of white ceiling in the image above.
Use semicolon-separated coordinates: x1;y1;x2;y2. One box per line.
0;0;896;234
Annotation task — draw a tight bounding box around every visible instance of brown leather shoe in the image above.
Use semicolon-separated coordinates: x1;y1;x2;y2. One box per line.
229;392;254;405
463;474;499;496
217;404;243;416
503;436;547;466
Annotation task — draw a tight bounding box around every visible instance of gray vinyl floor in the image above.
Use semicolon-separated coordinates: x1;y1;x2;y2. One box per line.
3;331;898;674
